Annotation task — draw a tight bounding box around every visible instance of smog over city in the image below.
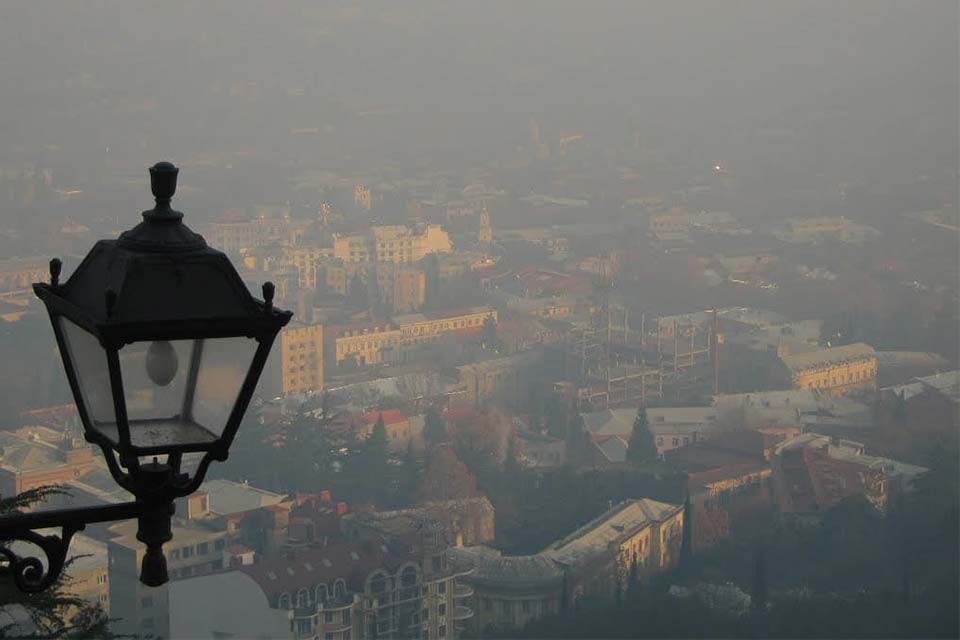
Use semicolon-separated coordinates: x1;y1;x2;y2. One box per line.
0;2;957;638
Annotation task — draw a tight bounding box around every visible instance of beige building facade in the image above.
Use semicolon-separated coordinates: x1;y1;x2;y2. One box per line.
782;343;877;395
280;322;325;394
333;224;452;264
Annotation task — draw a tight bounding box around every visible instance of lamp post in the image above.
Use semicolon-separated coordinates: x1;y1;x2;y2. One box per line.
0;162;291;592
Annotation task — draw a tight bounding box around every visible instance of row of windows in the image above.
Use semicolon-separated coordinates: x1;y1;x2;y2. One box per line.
482;598;550;616
656;435;693;448
168;559;222;579
169;538;225;561
803;368;873;389
279;580;348;609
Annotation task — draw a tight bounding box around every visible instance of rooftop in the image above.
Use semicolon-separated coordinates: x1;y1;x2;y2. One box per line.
544;499;682;565
775;433;928;479
581;407;719;439
393;306;494;326
240;538;414;600
201;478;288;516
883;370;959;405
449;546;562;587
781;343;876;373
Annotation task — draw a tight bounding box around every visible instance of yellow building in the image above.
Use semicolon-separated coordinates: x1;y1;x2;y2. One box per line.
781;342;877;395
545;498;684;590
454;498;684;634
394;307;496;345
329;307;496;368
329;322;402;367
288;246;334;289
332;224;452;264
377;263;426;313
648;208;691;234
280;322;325;394
354;183;372;211
478;206;493;245
64;535;110;617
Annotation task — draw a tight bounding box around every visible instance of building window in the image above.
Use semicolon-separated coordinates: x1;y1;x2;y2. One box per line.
483;598;492;612
182;546;193;559
142;618;154;629
141;596;153;608
170;549;180;560
401;566;418;587
438;625;446;638
324;611;334;624
522;600;531;613
197;542;209;556
437;581;446;594
214;539;226;551
438;603;446;617
97;574;107;584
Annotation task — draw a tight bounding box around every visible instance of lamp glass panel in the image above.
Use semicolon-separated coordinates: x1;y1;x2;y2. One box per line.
119;339;193;421
190;336;258;438
59;318;116;430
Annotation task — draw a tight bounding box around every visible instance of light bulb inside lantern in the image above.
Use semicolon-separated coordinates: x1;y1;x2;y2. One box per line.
145;340;178;387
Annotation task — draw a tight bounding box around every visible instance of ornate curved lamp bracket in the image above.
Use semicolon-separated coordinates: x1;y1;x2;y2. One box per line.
0;501;143;593
0;524;83;593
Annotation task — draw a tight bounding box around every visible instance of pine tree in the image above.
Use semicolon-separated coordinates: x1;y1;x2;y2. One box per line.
545;394;570;439
626;406;657;464
347;270;368;310
680;492;693;570
564;413;591;468
423;407;448;447
481;314;500;351
627;558;641;598
369;413;388;460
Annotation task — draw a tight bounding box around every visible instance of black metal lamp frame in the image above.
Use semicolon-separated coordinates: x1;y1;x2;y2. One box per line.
0;162;292;593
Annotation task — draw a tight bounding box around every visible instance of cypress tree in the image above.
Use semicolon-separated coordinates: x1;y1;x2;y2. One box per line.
680;492;693;570
626;406;657;464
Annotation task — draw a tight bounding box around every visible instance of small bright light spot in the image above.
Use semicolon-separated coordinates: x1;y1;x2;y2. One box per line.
714;164;722;172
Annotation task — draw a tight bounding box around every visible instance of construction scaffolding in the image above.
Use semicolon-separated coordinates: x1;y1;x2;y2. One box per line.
562;306;717;410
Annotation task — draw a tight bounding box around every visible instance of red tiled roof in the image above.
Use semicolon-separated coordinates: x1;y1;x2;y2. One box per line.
239;538;415;599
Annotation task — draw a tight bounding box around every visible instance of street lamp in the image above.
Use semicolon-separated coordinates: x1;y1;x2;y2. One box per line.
0;162;291;592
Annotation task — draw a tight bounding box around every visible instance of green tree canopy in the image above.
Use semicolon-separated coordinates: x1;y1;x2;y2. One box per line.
626;406;658;464
423;407;448;447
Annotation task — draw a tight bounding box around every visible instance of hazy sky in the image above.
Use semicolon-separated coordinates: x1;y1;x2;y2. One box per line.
1;1;956;189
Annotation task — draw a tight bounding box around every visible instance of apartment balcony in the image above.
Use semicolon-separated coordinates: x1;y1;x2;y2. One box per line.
453;583;474;599
320;620;353;634
452;606;474;621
